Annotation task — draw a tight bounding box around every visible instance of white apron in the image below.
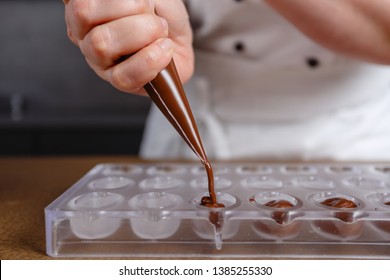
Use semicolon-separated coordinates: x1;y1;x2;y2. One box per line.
140;0;390;161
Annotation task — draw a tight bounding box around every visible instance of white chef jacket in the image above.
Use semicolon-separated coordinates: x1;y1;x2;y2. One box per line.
140;0;390;161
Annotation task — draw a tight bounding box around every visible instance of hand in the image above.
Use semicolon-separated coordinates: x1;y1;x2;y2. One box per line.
64;0;194;95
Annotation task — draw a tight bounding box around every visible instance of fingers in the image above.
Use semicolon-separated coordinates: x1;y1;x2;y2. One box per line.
79;14;169;70
64;0;154;43
63;0;194;95
95;37;174;94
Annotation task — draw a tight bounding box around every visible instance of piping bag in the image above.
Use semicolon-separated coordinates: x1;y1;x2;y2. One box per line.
143;60;223;208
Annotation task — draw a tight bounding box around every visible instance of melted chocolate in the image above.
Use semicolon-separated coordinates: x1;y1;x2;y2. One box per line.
263;200;294;225
321;197;357;209
315;197;362;236
143;60;224;208
264;200;294;208
200;162;225;208
321;197;358;223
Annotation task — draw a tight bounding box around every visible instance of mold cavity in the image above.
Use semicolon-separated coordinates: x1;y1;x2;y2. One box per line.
191;192;238;209
191;192;240;247
192;165;228;175
68;192;123;239
249;192;301;225
146;165;186;175
191;176;232;190
309;192;364;240
69;192;124;210
374;166;390;174
241;176;283;189
343;176;388;190
290;176;334;190
309;192;361;210
250;192;300;210
130;192;181;211
102;164;142;175
88;176;134;190
311;219;364;241
367;192;390;208
236;165;272;175
327;166;358;174
70;215;121;239
128;192;182;239
192;217;240;243
139;176;185;190
252;219;301;240
309;192;363;223
283;165;316;174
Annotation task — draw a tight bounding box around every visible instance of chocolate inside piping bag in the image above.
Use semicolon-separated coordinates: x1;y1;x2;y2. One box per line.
143;60;206;161
143;60;223;208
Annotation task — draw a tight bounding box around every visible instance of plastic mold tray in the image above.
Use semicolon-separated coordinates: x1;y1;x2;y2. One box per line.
45;162;390;258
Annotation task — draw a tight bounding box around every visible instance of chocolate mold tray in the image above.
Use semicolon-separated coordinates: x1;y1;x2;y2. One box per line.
45;163;390;258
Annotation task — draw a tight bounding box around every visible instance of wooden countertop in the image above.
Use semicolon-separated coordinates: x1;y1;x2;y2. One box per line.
0;156;147;259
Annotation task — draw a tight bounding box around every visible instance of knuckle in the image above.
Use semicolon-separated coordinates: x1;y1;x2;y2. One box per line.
86;25;111;58
144;14;168;39
110;68;135;92
134;0;154;13
71;0;93;27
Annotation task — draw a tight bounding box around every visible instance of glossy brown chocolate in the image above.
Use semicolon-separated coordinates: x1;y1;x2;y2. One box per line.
321;197;358;209
263;200;295;225
315;198;362;237
321;197;358;223
144;60;223;208
264;200;294;208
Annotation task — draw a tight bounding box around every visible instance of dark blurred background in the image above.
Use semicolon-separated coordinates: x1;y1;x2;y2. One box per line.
0;0;151;155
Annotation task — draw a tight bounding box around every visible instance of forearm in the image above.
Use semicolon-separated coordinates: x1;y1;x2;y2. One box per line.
264;0;390;64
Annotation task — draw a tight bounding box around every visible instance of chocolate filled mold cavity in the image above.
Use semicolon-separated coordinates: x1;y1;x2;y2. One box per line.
252;219;301;240
192;216;240;241
191;192;238;210
309;192;362;211
249;192;301;211
311;219;364;240
45;163;390;258
309;192;364;240
250;192;302;239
